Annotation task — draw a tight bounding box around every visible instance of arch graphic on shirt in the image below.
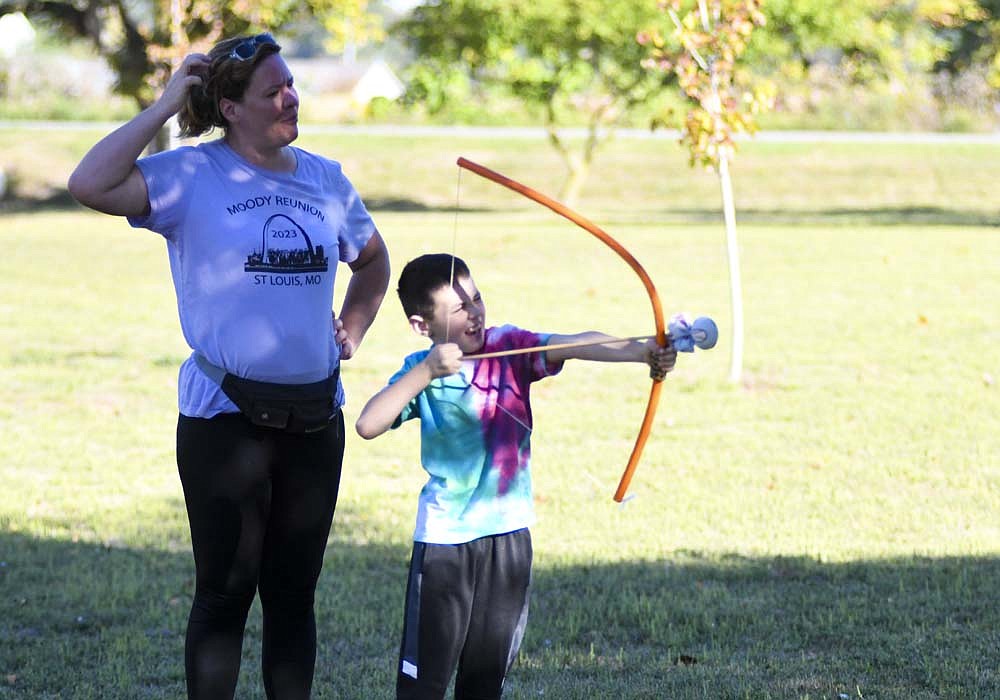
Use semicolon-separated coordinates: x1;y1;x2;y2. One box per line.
244;213;329;273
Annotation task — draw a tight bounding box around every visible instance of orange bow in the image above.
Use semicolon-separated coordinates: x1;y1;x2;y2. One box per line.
457;157;667;502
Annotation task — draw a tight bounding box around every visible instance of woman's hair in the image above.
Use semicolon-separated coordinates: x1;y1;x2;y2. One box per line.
397;254;471;319
176;34;282;138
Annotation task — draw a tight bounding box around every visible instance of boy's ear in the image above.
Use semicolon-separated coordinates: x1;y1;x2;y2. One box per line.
408;314;431;337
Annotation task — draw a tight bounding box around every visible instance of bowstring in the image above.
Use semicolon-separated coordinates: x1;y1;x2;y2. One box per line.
446;163;531;435
451;367;534;436
445;165;463;345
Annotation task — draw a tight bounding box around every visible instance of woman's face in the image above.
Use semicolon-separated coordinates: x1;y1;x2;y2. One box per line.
224;53;299;149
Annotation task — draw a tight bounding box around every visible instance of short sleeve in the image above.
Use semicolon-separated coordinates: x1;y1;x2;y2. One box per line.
387;351;428;427
337;179;376;264
126;147;200;239
300;153;375;265
489;325;564;384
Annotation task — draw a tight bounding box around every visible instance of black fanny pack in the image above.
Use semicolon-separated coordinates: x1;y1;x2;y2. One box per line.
194;353;339;434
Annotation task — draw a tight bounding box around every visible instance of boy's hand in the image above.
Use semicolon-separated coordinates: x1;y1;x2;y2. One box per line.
425;343;464;379
646;339;677;381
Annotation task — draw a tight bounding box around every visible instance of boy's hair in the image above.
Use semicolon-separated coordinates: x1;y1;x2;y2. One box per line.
397;254;470;319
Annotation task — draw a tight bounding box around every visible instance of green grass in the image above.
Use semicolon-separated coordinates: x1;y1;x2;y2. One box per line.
1;132;998;698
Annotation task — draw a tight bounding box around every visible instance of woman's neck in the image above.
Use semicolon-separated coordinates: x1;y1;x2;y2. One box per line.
225;134;296;173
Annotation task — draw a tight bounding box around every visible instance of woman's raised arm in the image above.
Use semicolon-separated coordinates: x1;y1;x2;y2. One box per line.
67;54;210;217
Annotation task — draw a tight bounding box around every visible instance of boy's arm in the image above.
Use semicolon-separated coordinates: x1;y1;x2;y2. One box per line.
545;332;677;379
355;343;463;439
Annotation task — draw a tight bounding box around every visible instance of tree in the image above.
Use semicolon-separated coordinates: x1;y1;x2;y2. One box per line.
933;0;999;87
746;0;985;79
0;0;381;148
395;0;670;204
746;0;991;129
639;0;773;383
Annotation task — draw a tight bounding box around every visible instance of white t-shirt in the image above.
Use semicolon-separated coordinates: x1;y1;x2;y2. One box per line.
128;139;376;417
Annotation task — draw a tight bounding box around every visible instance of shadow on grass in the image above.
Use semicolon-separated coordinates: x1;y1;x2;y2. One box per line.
0;192;478;216
4;189;998;227
360;202;1000;226
375;203;999;227
635;205;1000;227
0;190;81;215
519;552;999;699
1;525;997;699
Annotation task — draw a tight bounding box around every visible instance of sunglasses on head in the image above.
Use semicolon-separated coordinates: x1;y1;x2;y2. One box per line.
229;33;277;61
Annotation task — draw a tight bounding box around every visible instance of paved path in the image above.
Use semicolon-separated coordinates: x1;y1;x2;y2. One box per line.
2;120;1000;144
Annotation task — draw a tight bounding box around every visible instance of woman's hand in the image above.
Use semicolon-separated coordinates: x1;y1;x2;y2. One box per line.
333;316;358;360
157;53;211;118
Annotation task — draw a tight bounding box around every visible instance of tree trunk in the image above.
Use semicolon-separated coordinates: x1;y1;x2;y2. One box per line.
557;121;603;206
559;160;590;206
717;153;743;383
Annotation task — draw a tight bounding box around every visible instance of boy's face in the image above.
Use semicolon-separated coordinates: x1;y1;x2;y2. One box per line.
413;275;486;354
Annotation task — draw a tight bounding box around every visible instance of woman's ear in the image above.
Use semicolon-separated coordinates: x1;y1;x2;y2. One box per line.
409;315;430;337
219;97;238;124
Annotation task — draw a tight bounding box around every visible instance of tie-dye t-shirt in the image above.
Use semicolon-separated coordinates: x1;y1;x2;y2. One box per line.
390;325;564;544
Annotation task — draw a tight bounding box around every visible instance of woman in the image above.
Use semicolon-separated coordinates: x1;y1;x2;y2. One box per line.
68;33;390;699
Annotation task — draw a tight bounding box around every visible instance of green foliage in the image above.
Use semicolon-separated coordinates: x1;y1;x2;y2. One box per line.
395;0;672;201
641;0;774;169
0;0;381;109
639;1;1000;158
747;0;985;80
743;1;999;130
934;0;1000;87
398;0;667;125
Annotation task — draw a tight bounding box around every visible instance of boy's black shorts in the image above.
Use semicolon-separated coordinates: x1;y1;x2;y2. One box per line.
397;528;532;700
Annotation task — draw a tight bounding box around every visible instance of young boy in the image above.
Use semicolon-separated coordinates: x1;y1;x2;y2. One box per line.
355;253;676;700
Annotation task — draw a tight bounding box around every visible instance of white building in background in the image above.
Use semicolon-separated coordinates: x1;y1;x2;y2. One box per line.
0;12;117;101
348;60;405;106
0;12;36;59
287;57;405;121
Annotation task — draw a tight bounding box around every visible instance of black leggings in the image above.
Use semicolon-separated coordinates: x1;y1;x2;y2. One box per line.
176;411;345;700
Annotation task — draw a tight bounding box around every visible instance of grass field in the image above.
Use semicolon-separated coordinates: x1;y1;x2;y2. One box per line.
1;129;999;698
